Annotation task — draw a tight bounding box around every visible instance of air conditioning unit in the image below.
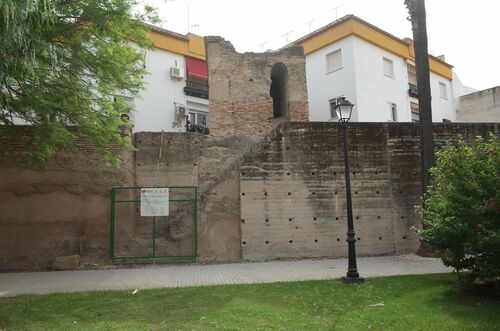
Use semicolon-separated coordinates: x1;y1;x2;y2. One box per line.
170;66;185;80
175;104;186;116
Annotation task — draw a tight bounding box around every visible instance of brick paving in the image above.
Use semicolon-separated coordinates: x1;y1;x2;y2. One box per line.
0;255;451;297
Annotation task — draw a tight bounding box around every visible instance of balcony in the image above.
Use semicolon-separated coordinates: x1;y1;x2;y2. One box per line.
408;83;418;98
186;123;209;134
184;79;209;99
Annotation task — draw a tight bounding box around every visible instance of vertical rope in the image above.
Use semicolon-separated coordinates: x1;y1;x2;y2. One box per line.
153;130;164;185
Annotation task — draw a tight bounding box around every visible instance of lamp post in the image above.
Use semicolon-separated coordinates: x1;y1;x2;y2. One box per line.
335;97;364;284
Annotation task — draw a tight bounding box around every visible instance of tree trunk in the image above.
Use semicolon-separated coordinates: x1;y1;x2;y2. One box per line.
405;0;436;256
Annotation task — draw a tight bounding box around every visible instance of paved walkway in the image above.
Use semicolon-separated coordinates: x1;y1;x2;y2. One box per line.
0;255;451;297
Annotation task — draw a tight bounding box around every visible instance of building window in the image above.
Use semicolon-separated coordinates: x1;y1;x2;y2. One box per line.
407;63;417;85
388;102;397;121
411;112;419;122
329;98;341;119
326;49;342;73
188;111;208;126
410;101;419;122
196;112;208;127
439;82;448;99
187;110;209;134
383;58;394;78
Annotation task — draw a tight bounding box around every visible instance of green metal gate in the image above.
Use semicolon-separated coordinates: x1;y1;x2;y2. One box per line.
109;186;197;264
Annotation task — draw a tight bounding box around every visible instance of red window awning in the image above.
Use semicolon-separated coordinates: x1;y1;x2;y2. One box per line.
185;57;208;80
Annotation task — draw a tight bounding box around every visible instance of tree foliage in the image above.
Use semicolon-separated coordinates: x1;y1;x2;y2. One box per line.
417;134;500;284
0;0;158;166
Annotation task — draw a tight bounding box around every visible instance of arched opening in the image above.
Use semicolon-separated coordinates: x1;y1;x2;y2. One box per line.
270;62;288;119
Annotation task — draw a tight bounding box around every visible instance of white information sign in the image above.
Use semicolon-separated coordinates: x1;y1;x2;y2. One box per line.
140;188;169;216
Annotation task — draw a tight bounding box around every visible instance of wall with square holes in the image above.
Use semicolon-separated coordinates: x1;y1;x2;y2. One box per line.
1;123;497;270
134;132;263;263
239;122;499;261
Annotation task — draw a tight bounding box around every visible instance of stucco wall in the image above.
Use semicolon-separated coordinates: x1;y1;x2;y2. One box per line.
353;36;410;122
129;46;187;133
459;86;500;122
306;37;357;121
430;72;455;122
132;47;209;133
305;35;456;123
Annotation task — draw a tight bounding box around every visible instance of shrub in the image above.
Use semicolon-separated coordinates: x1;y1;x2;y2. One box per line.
417;133;500;285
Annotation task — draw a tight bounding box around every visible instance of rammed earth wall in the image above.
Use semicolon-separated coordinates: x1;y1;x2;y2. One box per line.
0;123;498;270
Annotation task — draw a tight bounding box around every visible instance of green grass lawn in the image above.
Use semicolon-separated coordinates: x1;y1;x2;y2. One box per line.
0;273;498;330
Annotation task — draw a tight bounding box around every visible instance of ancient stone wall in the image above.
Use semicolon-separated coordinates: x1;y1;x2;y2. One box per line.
0;127;262;270
239;122;500;261
1;123;498;270
0;126;134;270
205;36;309;135
134;132;262;262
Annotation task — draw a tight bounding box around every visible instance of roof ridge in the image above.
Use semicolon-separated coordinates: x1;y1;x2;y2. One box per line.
146;23;191;41
283;14;452;67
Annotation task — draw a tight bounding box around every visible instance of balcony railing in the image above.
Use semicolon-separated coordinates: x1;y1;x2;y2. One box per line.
184;80;209;99
186;123;209;134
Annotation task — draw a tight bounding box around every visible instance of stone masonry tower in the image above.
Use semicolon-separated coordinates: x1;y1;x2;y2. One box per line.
205;37;309;135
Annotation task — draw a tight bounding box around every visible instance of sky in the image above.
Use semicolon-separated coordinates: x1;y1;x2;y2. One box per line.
142;0;500;90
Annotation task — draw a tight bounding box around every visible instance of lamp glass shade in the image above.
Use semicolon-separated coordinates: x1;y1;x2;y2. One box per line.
335;98;354;121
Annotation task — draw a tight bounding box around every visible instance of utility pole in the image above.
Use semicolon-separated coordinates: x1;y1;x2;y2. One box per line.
405;0;435;255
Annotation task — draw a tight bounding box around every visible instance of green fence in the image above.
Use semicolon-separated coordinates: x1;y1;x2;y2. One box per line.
109;186;198;264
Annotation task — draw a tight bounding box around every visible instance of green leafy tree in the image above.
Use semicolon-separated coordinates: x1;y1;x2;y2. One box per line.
417;134;500;285
0;0;158;166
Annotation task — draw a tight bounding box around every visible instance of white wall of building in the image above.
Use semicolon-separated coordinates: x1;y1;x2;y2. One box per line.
352;36;410;122
131;48;187;133
305;35;459;123
451;72;477;121
9;43;208;132
132;47;209;133
430;72;456;122
305;37;357;121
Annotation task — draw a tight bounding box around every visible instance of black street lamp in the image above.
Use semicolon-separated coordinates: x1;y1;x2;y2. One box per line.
335;97;364;284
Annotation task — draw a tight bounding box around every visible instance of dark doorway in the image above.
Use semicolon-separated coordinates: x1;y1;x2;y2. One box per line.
270;63;288;119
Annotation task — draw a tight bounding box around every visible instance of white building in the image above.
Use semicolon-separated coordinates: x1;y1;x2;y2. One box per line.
289;15;463;123
9;27;210;133
122;27;209;133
